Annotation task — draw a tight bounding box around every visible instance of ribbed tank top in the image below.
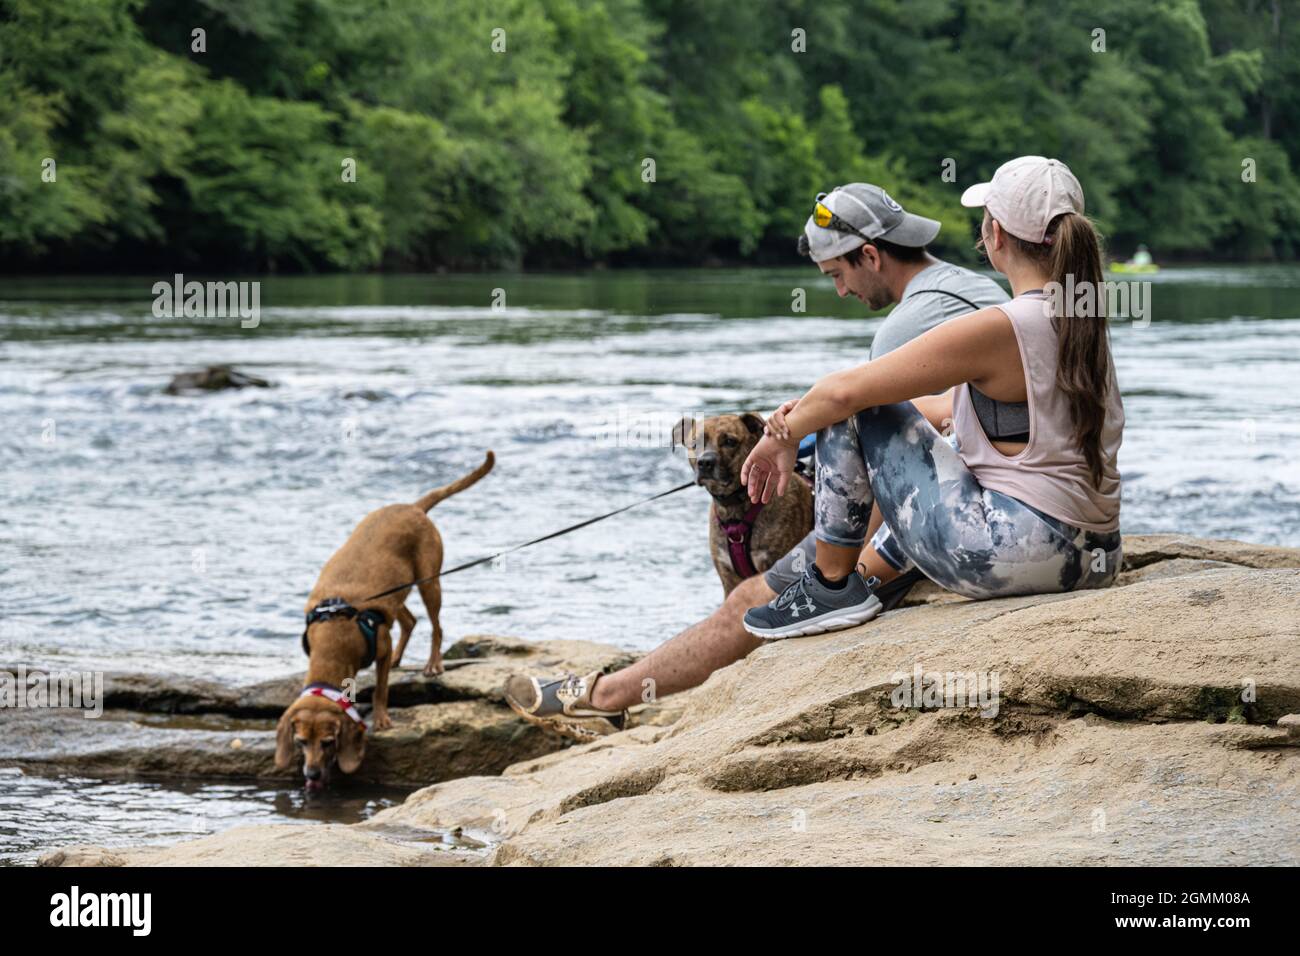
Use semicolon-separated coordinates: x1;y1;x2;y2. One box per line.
952;291;1123;533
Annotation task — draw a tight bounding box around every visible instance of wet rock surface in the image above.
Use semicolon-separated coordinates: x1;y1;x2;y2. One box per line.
5;636;638;787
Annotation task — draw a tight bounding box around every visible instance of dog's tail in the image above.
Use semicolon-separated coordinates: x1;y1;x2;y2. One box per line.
414;451;495;512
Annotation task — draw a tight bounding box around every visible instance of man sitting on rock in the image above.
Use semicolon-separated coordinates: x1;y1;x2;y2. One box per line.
505;184;1009;740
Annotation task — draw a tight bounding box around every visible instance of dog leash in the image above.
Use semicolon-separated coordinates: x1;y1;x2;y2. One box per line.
360;479;697;602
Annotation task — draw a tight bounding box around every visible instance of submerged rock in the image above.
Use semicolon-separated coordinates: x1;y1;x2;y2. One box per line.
164;366;272;394
40;535;1300;866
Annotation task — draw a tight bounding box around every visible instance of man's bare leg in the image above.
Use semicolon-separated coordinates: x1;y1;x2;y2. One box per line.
590;501;904;712
589;574;773;712
856;503;901;585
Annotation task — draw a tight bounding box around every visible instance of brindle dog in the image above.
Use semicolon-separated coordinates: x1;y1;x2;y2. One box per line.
673;413;813;595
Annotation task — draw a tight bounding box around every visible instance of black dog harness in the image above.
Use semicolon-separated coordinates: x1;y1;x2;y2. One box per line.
302;598;384;669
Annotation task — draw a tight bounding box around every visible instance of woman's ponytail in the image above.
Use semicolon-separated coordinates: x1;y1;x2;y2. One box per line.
1007;212;1115;487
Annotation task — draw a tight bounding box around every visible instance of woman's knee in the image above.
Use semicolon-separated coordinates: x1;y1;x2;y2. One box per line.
814;416;864;476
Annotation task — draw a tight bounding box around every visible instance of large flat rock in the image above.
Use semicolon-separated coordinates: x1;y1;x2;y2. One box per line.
43;538;1299;867
356;566;1298;866
1119;533;1300;571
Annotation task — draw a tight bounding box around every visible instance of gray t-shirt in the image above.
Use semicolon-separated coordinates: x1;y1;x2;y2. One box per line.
870;260;1009;359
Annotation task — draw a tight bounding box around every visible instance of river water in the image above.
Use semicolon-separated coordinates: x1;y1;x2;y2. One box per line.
2;265;1298;861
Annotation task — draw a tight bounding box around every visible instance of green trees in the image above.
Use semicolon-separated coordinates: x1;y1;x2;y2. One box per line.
0;0;1295;270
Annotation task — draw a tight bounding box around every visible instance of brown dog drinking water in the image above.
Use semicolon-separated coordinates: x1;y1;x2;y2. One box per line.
275;452;494;790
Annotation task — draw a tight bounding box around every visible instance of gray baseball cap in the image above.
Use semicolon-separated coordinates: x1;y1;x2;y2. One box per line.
802;184;941;262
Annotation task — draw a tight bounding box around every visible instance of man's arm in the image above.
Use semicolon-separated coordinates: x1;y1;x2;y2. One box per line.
910;389;955;431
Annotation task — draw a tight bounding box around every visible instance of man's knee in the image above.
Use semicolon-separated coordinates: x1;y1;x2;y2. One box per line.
720;574;775;619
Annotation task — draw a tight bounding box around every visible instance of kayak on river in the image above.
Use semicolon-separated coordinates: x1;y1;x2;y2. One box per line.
1112;244;1159;273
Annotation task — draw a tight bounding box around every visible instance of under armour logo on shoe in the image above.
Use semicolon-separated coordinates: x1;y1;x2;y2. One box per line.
789;598;816;617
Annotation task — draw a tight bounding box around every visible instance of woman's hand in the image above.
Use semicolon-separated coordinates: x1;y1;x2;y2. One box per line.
765;399;798;441
740;433;799;504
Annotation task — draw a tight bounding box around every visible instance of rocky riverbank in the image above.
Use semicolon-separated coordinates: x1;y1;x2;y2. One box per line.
4;636;646;787
28;534;1300;866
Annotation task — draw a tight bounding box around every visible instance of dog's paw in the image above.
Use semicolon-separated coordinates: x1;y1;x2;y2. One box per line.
422;659;444;677
371;711;393;731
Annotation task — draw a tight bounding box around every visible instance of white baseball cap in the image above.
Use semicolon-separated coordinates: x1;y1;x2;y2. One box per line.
960;156;1084;243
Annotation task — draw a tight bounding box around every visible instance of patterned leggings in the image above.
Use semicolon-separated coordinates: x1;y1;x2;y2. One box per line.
815;402;1121;599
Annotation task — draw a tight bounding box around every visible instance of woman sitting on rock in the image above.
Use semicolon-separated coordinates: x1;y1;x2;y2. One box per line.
741;156;1125;639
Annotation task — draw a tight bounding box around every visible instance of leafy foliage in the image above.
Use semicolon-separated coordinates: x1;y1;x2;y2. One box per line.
0;0;1295;269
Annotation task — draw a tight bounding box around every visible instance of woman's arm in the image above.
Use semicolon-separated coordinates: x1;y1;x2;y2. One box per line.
779;306;1018;441
766;388;954;440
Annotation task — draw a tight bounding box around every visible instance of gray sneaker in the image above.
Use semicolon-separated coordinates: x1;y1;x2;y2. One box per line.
743;565;883;639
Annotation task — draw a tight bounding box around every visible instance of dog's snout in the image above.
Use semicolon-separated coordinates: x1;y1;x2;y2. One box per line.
304;765;323;781
697;451;720;476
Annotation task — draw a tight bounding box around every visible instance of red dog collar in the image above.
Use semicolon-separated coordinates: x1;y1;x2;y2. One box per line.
300;684;366;731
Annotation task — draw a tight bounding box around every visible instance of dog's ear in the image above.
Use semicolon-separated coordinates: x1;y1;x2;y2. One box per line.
274;709;296;770
672;416;698;452
740;412;766;438
337;718;366;774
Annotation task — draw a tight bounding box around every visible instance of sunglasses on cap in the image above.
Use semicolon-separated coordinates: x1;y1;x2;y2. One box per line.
812;191;875;242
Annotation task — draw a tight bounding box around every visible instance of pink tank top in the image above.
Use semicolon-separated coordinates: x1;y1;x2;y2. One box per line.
952;292;1123;532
